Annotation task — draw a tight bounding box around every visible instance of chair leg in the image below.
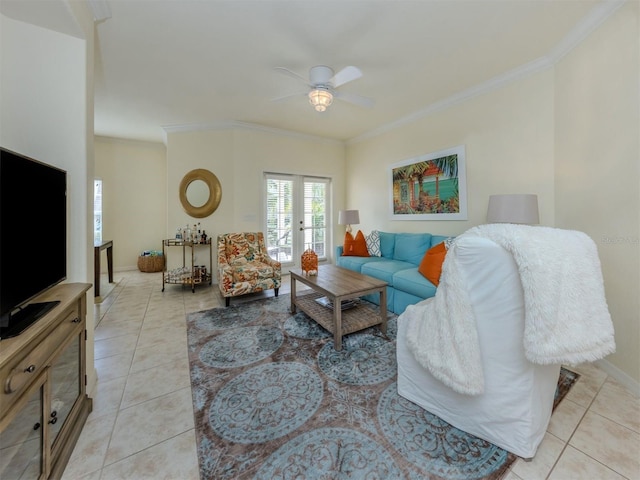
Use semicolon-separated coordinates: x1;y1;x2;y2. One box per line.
274;287;279;297
225;297;230;307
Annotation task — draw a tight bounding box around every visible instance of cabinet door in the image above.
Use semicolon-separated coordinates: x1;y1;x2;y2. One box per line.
0;378;45;479
48;332;81;451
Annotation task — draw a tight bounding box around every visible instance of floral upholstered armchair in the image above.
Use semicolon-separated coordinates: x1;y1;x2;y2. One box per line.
217;232;281;306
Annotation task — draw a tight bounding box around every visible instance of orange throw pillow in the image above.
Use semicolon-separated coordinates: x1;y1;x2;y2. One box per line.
343;231;354;253
418;242;447;285
343;230;370;257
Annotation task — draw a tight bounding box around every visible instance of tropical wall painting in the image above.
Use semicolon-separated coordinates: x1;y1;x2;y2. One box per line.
390;145;467;220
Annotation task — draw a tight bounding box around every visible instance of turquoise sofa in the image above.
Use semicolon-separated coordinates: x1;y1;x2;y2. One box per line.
336;231;450;314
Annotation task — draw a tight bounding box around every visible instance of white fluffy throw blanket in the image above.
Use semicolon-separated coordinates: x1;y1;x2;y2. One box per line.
405;224;616;395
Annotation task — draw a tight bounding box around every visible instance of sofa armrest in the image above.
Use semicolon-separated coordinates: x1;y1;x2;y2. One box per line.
336;246;344;257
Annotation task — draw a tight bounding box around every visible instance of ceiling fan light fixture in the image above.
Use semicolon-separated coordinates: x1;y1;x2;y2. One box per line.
308;88;333;112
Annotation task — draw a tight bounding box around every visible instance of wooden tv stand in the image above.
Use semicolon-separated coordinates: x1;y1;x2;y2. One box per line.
0;283;92;479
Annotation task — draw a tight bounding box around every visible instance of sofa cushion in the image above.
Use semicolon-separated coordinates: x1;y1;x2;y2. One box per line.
393;268;437;300
394;289;429;315
361;260;414;285
232;261;276;282
361;287;395;313
337;255;386;272
430;234;451;248
418;241;447;286
378;231;396;258
392;233;432;265
343;230;370;256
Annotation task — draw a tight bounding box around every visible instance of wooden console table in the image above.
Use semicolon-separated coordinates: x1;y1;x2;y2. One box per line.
94;240;113;297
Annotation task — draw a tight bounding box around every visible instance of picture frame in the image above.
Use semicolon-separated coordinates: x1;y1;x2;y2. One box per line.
389;145;467;220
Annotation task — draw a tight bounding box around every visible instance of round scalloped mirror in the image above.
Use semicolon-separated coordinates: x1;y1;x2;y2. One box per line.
179;168;222;218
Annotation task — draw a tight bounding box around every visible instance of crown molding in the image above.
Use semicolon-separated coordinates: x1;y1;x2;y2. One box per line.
347;0;625;146
348;56;552;145
95;135;165;148
87;0;111;23
161;120;344;146
546;0;626;64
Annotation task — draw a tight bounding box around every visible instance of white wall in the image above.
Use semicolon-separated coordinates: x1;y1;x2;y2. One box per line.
1;6;97;388
346;69;556;236
95;137;167;270
1;14;89;282
165;127;346;271
555;1;639;386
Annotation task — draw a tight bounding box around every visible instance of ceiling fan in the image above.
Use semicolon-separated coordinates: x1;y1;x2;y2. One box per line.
273;65;374;112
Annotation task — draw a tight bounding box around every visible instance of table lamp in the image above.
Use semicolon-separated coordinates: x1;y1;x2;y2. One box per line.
338;210;360;234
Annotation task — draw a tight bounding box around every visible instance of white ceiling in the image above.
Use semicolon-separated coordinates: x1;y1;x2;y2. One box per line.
3;0;622;144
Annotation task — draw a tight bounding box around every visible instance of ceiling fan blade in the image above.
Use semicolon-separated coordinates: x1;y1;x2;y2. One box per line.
270;91;308;103
330;66;363;88
334;90;374;108
274;67;310;86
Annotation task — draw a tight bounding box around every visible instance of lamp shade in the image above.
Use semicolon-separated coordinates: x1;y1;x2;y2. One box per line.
486;194;539;224
338;210;360;225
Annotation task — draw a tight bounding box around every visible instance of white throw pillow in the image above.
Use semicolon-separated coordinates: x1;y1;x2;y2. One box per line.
444;237;455;250
365;230;381;256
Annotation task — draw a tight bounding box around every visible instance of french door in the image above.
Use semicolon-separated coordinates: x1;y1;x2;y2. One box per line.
265;173;330;271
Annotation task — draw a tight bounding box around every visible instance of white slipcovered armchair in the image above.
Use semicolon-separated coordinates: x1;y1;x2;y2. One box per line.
397;225;615;459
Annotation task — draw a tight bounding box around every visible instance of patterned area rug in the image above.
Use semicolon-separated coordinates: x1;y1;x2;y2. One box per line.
186;294;579;480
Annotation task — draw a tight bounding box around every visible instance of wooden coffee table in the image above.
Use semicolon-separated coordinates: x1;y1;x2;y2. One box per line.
290;264;388;350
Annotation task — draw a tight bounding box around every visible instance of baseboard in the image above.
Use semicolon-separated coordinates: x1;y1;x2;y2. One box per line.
595;359;640;397
87;366;98;399
115;266;139;272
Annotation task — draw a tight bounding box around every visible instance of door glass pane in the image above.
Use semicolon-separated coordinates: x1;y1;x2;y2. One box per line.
303;179;327;259
0;384;43;479
49;334;80;450
266;176;293;263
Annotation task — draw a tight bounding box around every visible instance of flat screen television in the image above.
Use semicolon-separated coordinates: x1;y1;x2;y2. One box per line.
0;147;67;339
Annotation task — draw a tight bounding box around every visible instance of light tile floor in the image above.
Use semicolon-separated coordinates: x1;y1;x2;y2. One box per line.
63;270;640;480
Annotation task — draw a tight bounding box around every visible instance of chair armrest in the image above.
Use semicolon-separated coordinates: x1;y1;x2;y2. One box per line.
218;253;230;266
260;255;282;279
217;238;234;290
218;263;233;275
217;238;231;266
217;263;234;292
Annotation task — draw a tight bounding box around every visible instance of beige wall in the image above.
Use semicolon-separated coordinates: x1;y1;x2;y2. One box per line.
345;69;556;237
346;2;639;388
166;129;234;271
94;137;167;271
555;1;639;385
165;127;346;271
